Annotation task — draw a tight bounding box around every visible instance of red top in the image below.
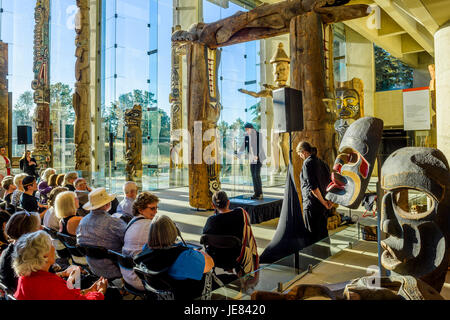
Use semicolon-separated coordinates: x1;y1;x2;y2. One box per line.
14;270;104;300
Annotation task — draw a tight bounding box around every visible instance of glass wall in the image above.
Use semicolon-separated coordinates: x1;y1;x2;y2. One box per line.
0;0;36;158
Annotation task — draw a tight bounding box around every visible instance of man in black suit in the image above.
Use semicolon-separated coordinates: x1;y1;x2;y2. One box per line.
236;123;266;200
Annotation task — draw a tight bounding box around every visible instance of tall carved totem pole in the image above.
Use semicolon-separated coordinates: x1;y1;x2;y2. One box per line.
32;0;51;168
0;42;8;151
73;0;91;178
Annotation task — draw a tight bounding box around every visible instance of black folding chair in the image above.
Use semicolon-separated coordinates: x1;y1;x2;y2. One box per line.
56;232;90;271
107;250;146;299
200;234;242;271
0;281;16;301
77;244;123;282
43;227;72;260
133;263;175;300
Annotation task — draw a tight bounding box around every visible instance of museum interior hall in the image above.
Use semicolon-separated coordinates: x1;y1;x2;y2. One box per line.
0;0;450;302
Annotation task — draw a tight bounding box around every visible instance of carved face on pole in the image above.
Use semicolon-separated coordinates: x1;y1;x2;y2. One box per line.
270;42;290;87
325;117;383;209
380;147;450;291
335;88;360;119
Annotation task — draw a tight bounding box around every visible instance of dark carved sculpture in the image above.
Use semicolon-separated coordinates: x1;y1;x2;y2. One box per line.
125;104;143;181
380;147;450;292
325;116;383;209
251;275;444;300
32;0;51;168
73;0;91;173
0;42;8;150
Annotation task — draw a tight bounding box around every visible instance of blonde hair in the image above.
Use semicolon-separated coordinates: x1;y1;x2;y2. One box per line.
55;191;77;219
63;172;78;186
13;173;28;188
41;168;56;183
148;215;178;249
56;174;65;186
12;230;53;277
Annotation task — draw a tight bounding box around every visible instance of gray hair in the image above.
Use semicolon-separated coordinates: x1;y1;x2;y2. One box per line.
13;173;28;188
41;168;56;182
123;181;138;195
12;230;53;277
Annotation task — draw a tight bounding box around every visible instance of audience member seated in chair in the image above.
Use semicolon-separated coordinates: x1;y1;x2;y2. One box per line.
55;191;82;237
134;215;214;300
112;181;138;224
74;178;91;217
203;190;259;281
0;208;11;252
37;168;56;205
12;230;107;300
20;175;48;219
62;172;78;192
76;188;126;280
11;174;27;208
2;176;16;205
42;187;69;231
121;191;159;291
0;211;42;292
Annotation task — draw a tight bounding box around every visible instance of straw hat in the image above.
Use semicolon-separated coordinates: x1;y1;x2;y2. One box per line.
83;187;116;211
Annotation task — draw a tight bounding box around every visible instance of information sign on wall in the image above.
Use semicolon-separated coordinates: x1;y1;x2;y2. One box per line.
402;87;430;131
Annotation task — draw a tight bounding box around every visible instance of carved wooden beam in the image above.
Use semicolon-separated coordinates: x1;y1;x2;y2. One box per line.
73;0;92;176
172;0;370;49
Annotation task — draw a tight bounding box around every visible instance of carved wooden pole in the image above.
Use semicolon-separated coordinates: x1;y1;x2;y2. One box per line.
0;42;8;152
187;43;221;209
170;25;184;172
125;104;143;184
31;0;51;169
73;0;91;178
290;12;334;202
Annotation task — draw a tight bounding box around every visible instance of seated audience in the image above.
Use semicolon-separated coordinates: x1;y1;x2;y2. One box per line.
12;230;107;300
134;215;214;299
48;174;59;188
121;192;159;290
2;176;16;204
76;188;126;279
20;176;48;218
113;181;138;223
0;211;42;291
11;173;27;208
74;178;91;216
56;174;65;187
37;168;55;205
55;191;82;236
42;187;69;231
62;172;78;192
203;190;259;277
0;208;11;252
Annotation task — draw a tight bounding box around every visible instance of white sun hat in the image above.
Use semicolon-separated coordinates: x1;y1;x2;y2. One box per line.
83;187;116;211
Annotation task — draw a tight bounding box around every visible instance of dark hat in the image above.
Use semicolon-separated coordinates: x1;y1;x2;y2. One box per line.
22;175;36;188
244;123;254;129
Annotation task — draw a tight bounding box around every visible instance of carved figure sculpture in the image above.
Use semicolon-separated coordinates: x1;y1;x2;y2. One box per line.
380;147;450;292
250;275;444;300
238;42;290;173
73;0;91;174
0;42;8;149
31;0;52;168
325;117;383;209
124;104;143;181
333;78;364;156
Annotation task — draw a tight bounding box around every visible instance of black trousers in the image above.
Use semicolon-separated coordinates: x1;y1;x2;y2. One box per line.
250;162;263;196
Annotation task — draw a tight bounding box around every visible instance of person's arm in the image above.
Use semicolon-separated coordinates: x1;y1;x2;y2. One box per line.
311;188;332;209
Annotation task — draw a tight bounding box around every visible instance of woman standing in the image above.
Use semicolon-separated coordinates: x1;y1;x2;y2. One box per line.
19;150;38;179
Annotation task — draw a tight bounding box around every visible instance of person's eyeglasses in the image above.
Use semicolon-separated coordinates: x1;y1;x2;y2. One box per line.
146;205;158;211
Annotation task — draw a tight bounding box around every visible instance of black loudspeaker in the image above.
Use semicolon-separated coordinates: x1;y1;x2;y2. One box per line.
17;126;32;145
273;87;304;133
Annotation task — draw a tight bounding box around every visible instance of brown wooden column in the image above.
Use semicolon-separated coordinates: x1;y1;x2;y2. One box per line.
0;42;8;152
290;12;334;202
187;43;221;210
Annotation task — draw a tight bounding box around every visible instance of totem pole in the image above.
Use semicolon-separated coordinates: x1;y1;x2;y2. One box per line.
0;42;8;151
169;25;184;171
73;0;91;177
32;0;51;169
124;104;143;183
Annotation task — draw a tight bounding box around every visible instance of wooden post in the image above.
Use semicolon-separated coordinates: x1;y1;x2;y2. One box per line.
186;43;221;210
73;0;92;179
0;42;8;152
32;0;52;170
290;12;335;203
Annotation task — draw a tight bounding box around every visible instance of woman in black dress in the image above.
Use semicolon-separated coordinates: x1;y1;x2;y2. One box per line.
19;150;39;178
